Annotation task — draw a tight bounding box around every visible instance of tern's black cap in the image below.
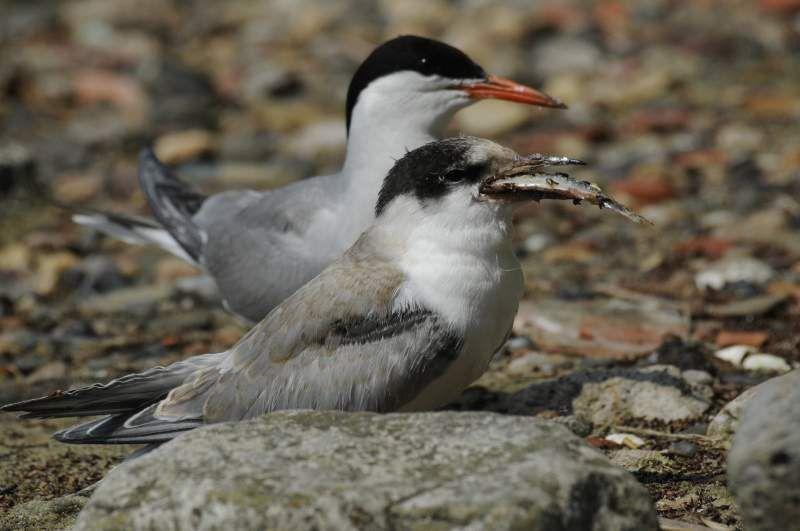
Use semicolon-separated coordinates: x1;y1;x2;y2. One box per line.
376;138;486;216
345;36;487;132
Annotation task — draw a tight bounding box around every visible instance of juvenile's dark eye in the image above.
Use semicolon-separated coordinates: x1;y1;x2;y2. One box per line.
441;163;486;183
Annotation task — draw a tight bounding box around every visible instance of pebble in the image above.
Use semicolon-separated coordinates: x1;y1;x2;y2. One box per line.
606;433;646;449
77;255;126;294
705;294;787;317
146;60;219;130
681;369;714;386
25;360;68;384
155;258;202;284
530;36;602;77
34;252;80;296
742;353;792;373
505;336;533;351
695;256;774;291
714;345;751;366
716;123;765;153
715;330;768;348
0;142;37;196
217;129;278;161
174;275;220;302
52;173;102;203
154;129;215;164
285;120;346;159
610;449;677;476
77;284;171;316
241;63;302;101
213;159;310;190
521;232;554;254
506;350;567;377
714;345;791;373
0;244;31;271
453;99;532;137
668;441;698;458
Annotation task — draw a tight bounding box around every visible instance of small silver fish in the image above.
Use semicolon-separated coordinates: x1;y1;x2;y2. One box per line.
482;156;652;225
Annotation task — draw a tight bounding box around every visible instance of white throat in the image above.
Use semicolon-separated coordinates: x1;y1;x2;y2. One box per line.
376;193;523;329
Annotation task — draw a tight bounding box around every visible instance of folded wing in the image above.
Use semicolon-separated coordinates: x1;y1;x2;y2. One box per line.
156;243;464;422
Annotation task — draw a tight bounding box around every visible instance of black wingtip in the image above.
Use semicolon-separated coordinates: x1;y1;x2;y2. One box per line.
139;144;157;162
139;146;167;176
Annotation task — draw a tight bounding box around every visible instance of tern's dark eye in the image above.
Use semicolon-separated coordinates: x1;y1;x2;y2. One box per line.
441;163;486;183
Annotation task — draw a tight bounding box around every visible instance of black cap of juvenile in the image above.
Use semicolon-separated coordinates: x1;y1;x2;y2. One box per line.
375;138;487;216
345;36;487;133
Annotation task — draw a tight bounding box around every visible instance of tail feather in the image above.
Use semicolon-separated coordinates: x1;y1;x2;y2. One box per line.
138;148;207;263
54;405;200;445
1;353;223;419
72;210;197;265
3;353;223;444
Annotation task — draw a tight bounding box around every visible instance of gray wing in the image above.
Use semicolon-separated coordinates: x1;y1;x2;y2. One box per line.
191;173;345;321
155;245;464;422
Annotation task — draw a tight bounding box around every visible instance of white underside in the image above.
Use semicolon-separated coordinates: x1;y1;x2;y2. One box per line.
377;191;524;411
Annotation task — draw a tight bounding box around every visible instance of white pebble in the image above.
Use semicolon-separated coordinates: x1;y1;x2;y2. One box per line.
695;256;774;290
714;345;752;366
714;345;791;373
741;354;791;373
605;433;646;449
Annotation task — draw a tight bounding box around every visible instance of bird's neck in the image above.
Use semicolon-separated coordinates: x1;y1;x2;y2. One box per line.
342;115;444;184
336;117;440;239
375;197;522;330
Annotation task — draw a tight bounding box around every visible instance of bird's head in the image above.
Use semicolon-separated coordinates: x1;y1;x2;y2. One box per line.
346;35;565;136
375;136;585;224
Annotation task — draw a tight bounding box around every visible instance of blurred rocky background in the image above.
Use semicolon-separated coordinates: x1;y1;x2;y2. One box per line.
1;0;799;529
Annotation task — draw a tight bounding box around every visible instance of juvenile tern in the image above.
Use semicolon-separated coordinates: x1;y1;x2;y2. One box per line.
4;136;646;446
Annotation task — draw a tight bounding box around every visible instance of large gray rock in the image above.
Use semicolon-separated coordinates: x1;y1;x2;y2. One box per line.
74;411;658;531
728;370;800;531
707;384;760;445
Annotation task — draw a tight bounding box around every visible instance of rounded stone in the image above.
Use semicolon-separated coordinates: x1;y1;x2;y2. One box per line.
74;411;658;531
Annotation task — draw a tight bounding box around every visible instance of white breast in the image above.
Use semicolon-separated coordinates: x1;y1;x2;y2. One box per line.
382;195;524;411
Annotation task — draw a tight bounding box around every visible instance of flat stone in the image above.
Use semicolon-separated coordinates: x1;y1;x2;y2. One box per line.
514;297;689;359
610;449;678;476
74;411;658;531
571;366;711;425
705;294;787;317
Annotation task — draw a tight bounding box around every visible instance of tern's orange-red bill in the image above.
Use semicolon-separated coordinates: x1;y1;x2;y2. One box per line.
463;75;566;108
